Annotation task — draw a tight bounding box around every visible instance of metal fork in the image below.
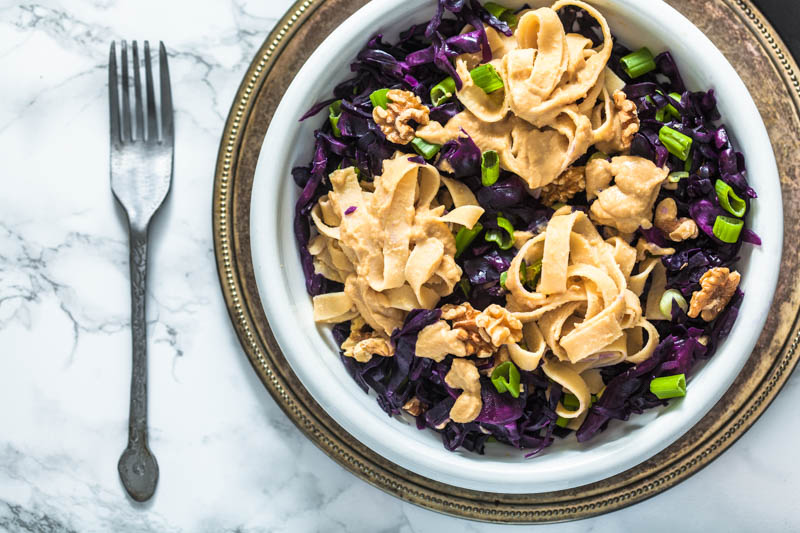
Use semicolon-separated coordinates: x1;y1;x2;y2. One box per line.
108;40;173;502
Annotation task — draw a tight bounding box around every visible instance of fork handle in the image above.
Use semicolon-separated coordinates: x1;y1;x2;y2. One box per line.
119;225;159;501
128;227;149;441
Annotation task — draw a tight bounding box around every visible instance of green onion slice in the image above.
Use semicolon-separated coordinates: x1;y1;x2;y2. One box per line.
650;374;687;399
668;171;689;183
470;63;504;94
666;92;682;119
562;393;580;411
484;215;515;250
523;259;542;291
655;107;667;123
620;47;656;78
459;277;471;298
481;150;500;186
430;77;456;106
499;271;508;290
483;2;519;27
658;125;693;161
684;150;693;172
455;222;483;258
491;361;521;398
369;88;391;109
411;137;441;160
715;179;747;217
712;215;743;243
555;416;570;428
328;100;342;137
659;289;688;319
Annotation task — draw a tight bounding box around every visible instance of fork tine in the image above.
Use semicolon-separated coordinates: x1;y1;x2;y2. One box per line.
109;42;120;143
158;42;173;143
132;41;144;141
121;40;131;142
144;41;158;141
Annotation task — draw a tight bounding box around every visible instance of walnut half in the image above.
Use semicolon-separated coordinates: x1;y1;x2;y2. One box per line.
688;267;741;321
340;318;394;362
372;89;430;145
440;302;495;357
540;166;586;207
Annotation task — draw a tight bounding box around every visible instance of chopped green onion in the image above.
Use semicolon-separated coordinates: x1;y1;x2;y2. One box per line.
655;107;667;123
562;393;580;411
481;150;500;186
455;222;483;258
555;416;570;428
658;125;693;161
715;179;747;217
650;374;687;399
524;259;542;291
551;202;567;210
470;63;504;94
666;92;682;119
459;277;471;298
328;100;342;137
499;271;508;290
411;137;441;160
484;215;515;250
668;171;689;183
590;394;599;405
659;289;688;319
369;88;390;109
589;151;608;162
620;47;656;78
684;150;693;172
483;2;518;27
491;361;521;398
430;77;456;106
712;215;744;243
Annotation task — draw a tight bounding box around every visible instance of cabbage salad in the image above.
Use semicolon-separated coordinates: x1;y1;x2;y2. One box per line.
292;0;760;455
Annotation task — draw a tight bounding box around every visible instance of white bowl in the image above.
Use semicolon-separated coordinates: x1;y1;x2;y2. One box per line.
250;0;782;493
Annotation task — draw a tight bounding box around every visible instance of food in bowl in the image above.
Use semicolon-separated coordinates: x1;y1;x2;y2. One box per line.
292;0;760;456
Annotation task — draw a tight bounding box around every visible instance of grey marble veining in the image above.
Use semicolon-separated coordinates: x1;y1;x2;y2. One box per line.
0;0;798;531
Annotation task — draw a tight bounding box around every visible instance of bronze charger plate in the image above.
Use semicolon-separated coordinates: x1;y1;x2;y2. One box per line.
213;0;800;522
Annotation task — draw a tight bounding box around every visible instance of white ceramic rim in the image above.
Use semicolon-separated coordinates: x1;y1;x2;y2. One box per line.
250;0;783;493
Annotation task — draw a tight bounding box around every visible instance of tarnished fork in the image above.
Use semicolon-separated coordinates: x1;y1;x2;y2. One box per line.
108;40;173;502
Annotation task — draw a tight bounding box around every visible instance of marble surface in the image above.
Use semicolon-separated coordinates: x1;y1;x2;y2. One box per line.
0;0;798;531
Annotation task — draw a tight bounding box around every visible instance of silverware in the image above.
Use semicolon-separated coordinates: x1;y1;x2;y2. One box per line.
108;40;173;503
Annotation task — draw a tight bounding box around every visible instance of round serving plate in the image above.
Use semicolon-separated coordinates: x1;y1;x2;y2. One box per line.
213;0;800;522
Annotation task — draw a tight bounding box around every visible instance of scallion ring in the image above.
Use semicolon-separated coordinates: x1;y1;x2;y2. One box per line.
491;361;521;398
650;374;687;399
620;47;656;78
481;150;500;186
668;171;689;183
483;2;518;27
455;222;483;258
328;100;342;137
659;289;688;319
470;63;504;94
430;77;456;106
666;91;682;119
562;393;580;411
712;215;743;243
369;88;390;109
411;137;441;160
715;179;747;217
484;216;515;250
659;125;693;161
